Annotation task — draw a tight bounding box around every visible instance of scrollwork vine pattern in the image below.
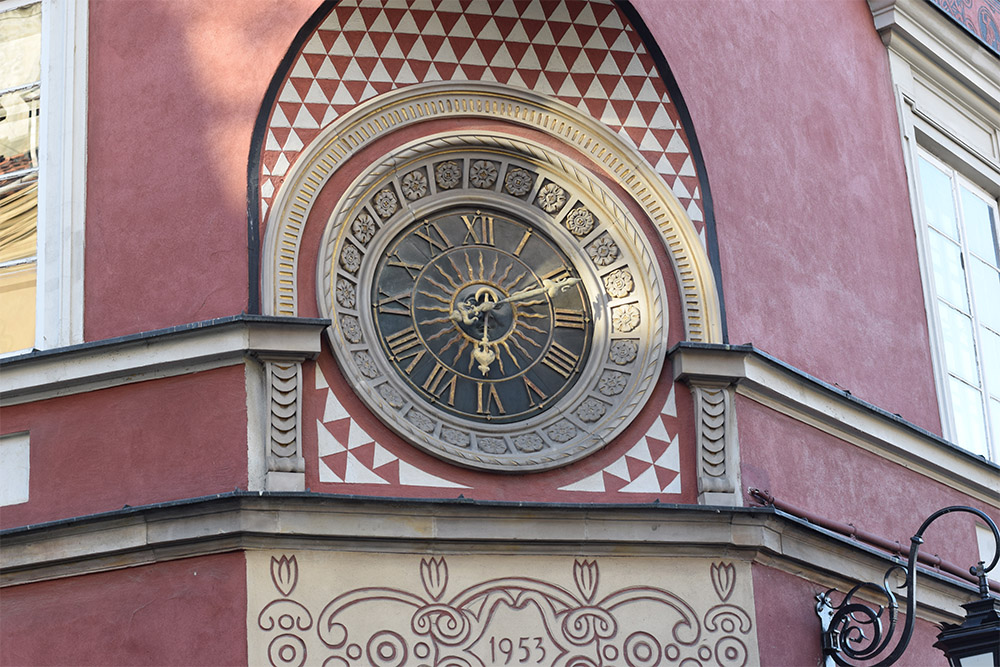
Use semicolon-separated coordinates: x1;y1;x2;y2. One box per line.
255;556;754;666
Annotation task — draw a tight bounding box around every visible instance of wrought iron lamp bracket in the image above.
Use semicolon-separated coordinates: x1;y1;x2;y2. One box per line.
815;506;999;667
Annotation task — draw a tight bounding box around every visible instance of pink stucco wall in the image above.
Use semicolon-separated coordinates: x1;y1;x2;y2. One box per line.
0;366;248;529
84;0;317;340
0;553;247;666
632;0;942;434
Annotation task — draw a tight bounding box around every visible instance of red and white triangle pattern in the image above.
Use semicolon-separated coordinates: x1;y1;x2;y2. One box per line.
558;388;681;494
260;0;704;232
315;366;469;489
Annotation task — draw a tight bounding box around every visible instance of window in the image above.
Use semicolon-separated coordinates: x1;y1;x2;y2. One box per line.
868;0;1000;462
0;1;40;353
0;0;86;355
917;151;1000;459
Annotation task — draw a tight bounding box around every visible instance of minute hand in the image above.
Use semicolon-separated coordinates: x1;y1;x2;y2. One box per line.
499;275;581;307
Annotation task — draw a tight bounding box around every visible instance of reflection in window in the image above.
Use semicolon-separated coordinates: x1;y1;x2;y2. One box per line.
0;2;41;353
918;151;1000;461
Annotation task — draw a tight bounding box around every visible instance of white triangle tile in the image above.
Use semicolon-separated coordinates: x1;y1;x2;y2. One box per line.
316;57;339;80
260;201;269;218
639;129;662;152
422;14;447;36
278;81;301;103
679;156;697;177
261;179;274;199
381;35;405;60
558;470;606;492
597;53;622;76
315;365;329;390
517;45;541;70
355;35;379;59
435;40;459;64
609;33;634;52
369;60;393;83
548;1;572;21
661;473;682;494
615;125;637;148
491;44;515;69
463;42;488;66
583;79;608;100
318;458;344;483
331;82;357;105
347;420;374;449
655;435;681;471
341;9;367;32
320;106;339;127
272;153;290;177
477;20;503;42
623;103;646;127
448;15;474;39
407;37;433;61
372;442;397;469
424;63;443;82
576;3;598;26
303;33;326;55
505;22;530;43
557;76;583;98
624;54;647;76
546;49;570;74
521;0;547;21
481;67;499;83
645;414;671;442
611;79;635;101
341;58;367;80
265;130;281;151
369;10;393;32
410;0;436;11
344;453;389;484
506;70;527;89
534;24;555;45
463;1;493;16
304;80;329;104
329;33;355;57
619;466;660;493
557;25;583;48
584;31;608;50
318;14;340;32
284;128;305;151
690;200;705;223
290;58;315;79
317;420;346;457
650;105;674;129
663;385;677;418
395;62;419;85
398;461;469;488
626;437;653;463
323;389;350;422
654;154;676;175
604;456;631;481
601;10;625;30
395;12;420;35
493;0;519;18
534;74;556;96
451;64;469;82
672;177;691;199
270;106;290;128
636;79;661;103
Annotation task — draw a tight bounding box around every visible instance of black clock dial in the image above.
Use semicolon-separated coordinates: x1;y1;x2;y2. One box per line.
372;208;593;424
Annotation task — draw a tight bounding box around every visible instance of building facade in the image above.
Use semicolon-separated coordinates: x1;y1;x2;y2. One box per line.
1;0;998;665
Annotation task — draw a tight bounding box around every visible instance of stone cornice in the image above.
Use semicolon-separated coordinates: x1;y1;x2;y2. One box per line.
0;493;985;623
0;315;330;406
669;343;1000;505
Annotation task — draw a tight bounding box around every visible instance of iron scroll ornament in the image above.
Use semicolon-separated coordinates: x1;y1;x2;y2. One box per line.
815;506;1000;666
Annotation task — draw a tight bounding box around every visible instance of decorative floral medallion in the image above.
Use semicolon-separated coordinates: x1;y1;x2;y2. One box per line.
609;339;639;365
598;370;628;396
537;182;567;213
435;161;462;189
587;235;620;267
503;167;533;196
401;169;428;200
351;213;377;245
373;188;399;219
603;268;634;298
612;304;641;333
565;206;595;237
339;243;361;274
335;277;356;308
575;397;607;422
469;159;498;189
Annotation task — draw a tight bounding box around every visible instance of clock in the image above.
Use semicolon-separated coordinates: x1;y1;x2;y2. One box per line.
318;136;667;472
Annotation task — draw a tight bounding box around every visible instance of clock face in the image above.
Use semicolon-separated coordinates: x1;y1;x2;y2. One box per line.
318;141;667;472
373;209;593;425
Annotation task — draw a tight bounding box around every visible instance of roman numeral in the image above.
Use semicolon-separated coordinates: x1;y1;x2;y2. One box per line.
384;326;425;373
477;382;505;415
553;308;587;329
541;342;580;379
513;229;532;256
541;267;572;283
461;212;495;246
375;288;412;316
422;364;457;406
413;221;453;255
385;251;423;279
523;376;547;406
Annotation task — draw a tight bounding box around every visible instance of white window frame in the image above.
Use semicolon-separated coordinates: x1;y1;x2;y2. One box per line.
869;0;1000;460
0;0;87;354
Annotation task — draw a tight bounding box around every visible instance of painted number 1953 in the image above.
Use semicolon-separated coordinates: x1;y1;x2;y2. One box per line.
488;636;546;664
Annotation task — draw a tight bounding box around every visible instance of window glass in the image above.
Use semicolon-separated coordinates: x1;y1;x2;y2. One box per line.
918;156;960;239
919;150;999;460
0;2;41;354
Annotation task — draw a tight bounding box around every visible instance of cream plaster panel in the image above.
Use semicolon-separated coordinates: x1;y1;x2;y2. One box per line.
247;550;759;667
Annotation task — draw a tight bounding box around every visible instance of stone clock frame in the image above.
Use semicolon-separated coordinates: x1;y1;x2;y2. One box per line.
261;82;724;478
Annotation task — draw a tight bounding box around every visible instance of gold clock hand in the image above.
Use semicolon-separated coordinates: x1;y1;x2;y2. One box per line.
455;275;582;322
472;319;496;376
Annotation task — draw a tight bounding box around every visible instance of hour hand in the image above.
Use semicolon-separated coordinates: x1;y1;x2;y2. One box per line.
502;275;581;305
472;324;496;376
